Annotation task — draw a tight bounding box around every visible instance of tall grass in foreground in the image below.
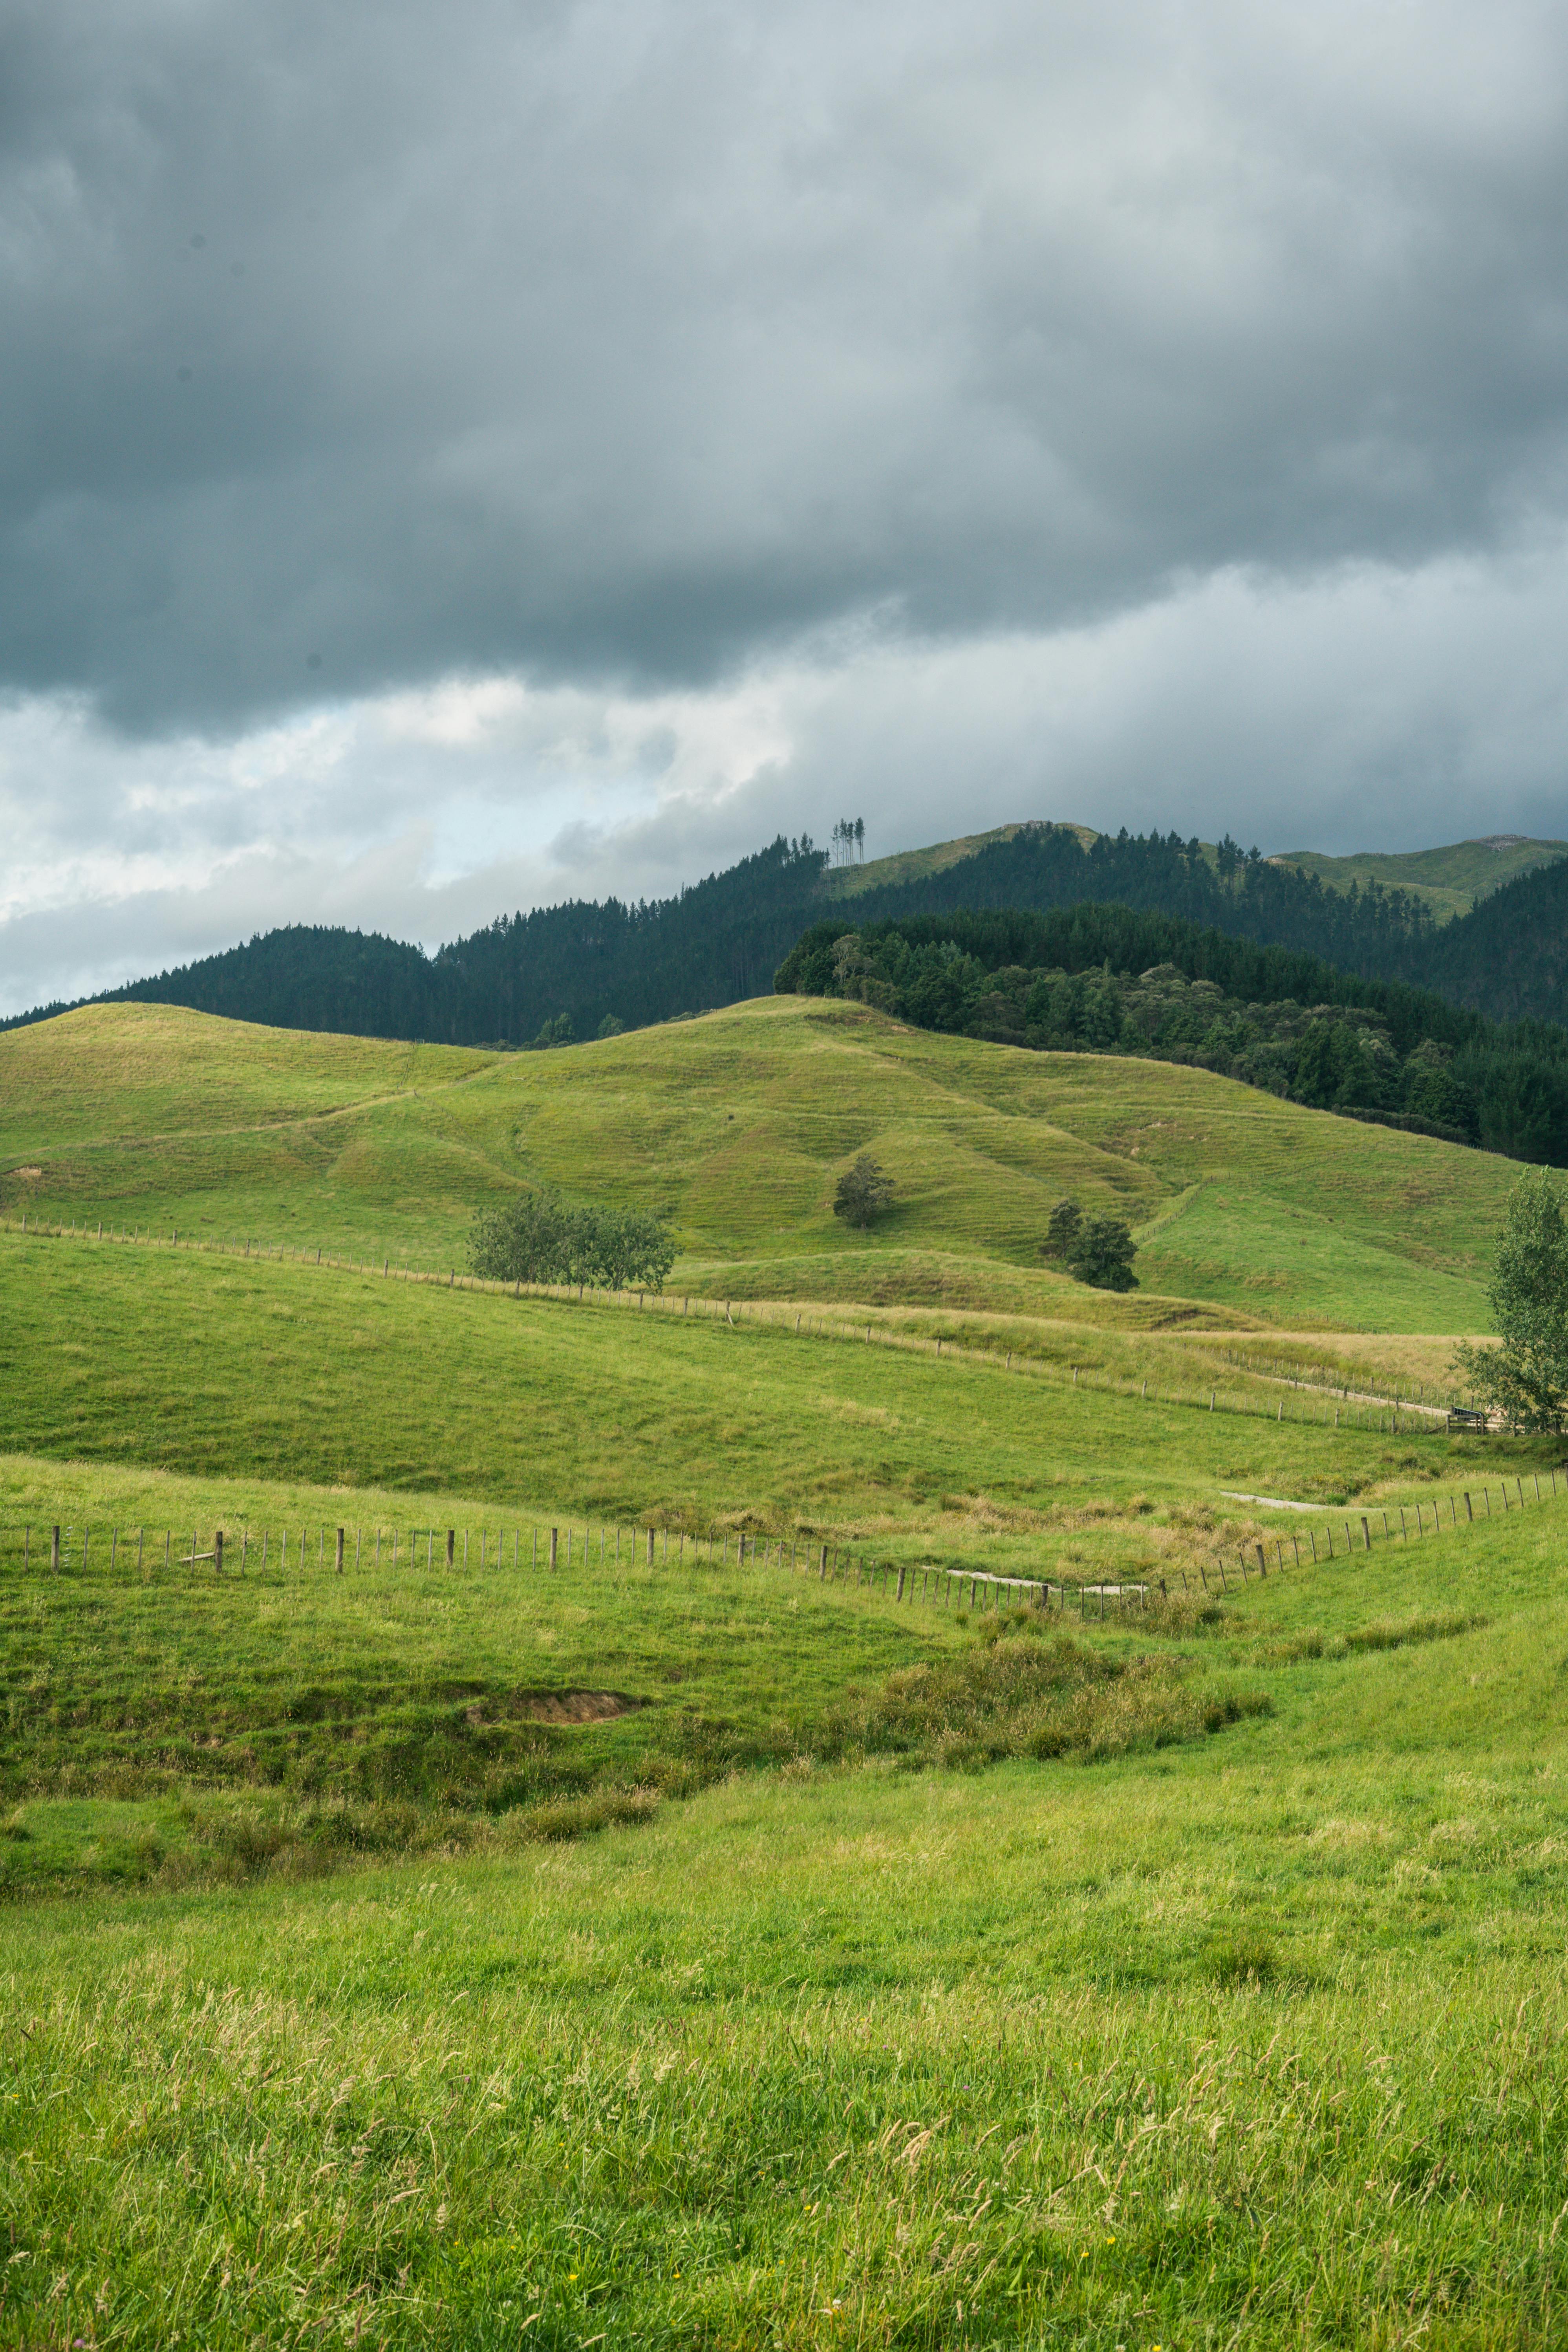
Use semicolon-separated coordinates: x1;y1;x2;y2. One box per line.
4;1905;1564;2348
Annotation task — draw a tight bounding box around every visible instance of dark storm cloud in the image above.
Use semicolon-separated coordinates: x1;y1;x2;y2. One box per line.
7;0;1568;732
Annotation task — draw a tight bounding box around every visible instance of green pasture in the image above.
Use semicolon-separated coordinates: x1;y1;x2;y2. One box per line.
1;1232;1502;1550
0;995;1509;1327
7;1493;1568;2346
1134;1180;1491;1330
4;987;1561;2345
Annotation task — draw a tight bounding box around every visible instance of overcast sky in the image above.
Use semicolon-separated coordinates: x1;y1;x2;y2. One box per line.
5;0;1568;1012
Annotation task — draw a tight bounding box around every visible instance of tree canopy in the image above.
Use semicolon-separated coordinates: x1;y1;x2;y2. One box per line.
469;1189;675;1293
833;1154;894;1229
1453;1169;1568;1430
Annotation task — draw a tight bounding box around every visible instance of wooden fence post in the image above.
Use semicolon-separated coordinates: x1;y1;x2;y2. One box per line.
1256;1543;1266;1576
51;1526;60;1574
446;1528;456;1567
896;1565;906;1600
820;1545;828;1578
336;1528;345;1575
549;1528;558;1570
1464;1492;1473;1521
213;1528;224;1574
1361;1517;1371;1550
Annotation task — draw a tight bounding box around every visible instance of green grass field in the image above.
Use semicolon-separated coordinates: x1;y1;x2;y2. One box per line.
8;1484;1568;2346
5;990;1564;2347
0;994;1512;1329
0;1229;1503;1536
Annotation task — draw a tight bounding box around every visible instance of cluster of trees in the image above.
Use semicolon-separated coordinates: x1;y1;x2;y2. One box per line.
777;907;1568;1168
1042;1197;1138;1291
468;1189;675;1292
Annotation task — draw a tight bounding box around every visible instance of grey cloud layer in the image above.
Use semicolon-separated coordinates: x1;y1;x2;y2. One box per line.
8;0;1568;730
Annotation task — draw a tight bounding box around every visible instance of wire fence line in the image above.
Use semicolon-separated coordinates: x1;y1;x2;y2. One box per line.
4;1465;1561;1618
3;1214;1460;1437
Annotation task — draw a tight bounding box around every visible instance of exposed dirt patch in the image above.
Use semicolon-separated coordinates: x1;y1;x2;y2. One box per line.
465;1689;644;1726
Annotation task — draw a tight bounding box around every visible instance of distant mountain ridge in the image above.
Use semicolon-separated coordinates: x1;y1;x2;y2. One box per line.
6;816;1568;1045
1271;835;1568;922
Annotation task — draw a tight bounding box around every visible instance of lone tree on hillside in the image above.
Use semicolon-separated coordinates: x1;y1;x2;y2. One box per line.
1040;1193;1138;1290
1453;1168;1568;1429
834;1153;894;1229
1071;1212;1139;1292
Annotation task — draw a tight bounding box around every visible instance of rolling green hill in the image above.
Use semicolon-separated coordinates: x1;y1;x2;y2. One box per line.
1273;834;1568;920
8;965;1568;2352
0;994;1512;1330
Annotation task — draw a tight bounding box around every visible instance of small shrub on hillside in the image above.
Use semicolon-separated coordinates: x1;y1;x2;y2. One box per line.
1140;1591;1229;1637
834;1153;895;1229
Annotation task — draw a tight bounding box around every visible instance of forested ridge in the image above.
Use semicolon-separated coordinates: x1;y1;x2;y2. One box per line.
7;816;1568;1048
777;904;1568;1168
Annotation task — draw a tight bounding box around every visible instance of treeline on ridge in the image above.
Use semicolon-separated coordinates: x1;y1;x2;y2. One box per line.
775;904;1568;1168
9;817;1568;1047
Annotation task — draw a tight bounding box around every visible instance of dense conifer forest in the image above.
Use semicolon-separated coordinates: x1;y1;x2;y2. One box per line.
776;904;1568;1166
7;818;1568;1060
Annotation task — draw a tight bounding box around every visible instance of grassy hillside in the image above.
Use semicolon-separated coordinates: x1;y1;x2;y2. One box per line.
7;1458;1568;2345
1273;834;1568;920
6;971;1567;2346
0;1232;1460;1540
0;994;1512;1329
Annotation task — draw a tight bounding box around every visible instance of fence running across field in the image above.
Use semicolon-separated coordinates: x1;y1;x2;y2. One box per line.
4;1214;1471;1436
4;1464;1562;1620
